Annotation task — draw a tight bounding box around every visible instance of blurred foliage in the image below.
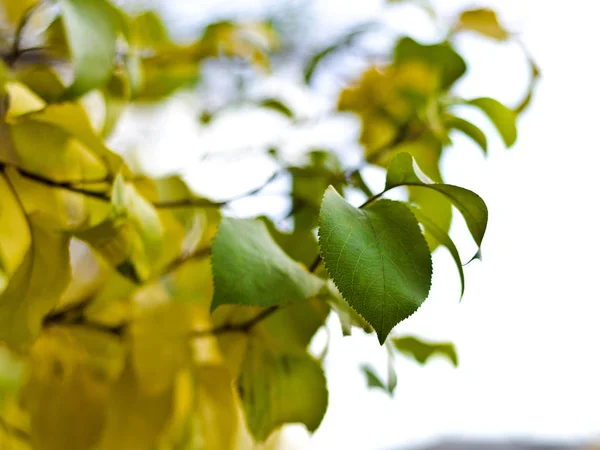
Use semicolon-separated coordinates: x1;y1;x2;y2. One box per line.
0;0;536;448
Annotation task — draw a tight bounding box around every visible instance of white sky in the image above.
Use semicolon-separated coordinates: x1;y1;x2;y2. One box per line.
114;0;600;448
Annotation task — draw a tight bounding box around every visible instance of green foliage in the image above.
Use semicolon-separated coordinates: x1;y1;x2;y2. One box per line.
319;187;432;344
211;218;323;310
391;335;458;366
0;0;536;446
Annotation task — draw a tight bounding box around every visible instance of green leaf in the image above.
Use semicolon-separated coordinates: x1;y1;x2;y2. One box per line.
394;37;466;89
319;188;432;344
445;115;488;154
360;364;387;391
467;97;517;147
211;218;323;311
457;8;510;41
58;0;119;98
260;98;294;118
386;152;488;249
391;335;458;366
238;339;328;441
408;205;465;299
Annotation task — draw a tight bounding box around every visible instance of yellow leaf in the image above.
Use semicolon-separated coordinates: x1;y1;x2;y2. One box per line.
195;365;240;450
131;302;194;395
6;168;110;232
23;326;125;450
458;8;510;41
0;0;38;26
0;218;70;347
95;361;174;450
0;173;31;293
4;82;46;119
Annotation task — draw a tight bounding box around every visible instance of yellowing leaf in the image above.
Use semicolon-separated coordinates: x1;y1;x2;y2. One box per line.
131;303;194;395
392;335;458;366
467;97;517;147
9;121;109;182
195;365;240;450
58;0;119;98
6;168;110;232
238;339;328;442
458;8;510;41
4;82;46;119
0;219;70;347
105;175;163;281
23;326;125;450
0;0;38;26
0;173;31;293
95;362;174;450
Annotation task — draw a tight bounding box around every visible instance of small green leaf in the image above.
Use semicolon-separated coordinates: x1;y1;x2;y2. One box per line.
445;115;488;154
467;97;517;147
360;364;387;392
59;0;119;98
408;205;465;299
394;37;466;89
457;8;510;41
319;188;432;344
386;152;488;249
259;98;294;118
211;218;323;311
391;335;458;366
239;339;328;442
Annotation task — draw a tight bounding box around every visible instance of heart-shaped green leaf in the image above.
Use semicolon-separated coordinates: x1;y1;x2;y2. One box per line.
319;187;432;344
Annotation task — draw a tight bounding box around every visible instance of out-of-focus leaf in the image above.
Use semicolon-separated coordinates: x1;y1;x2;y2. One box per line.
130;11;169;48
109;174;163;281
445;115;488;154
95;362;174;450
4;82;46;119
131;302;194;395
290;150;344;230
0;0;38;26
16;65;66;103
360;364;387;392
391;335;458;366
23;326;125;450
261;218;318;268
260;98;294;118
195;365;240;450
386;152;488;249
394;37;466;89
210;218;323;311
319;187;432;344
0;218;70;347
467;97;517;147
304;23;376;84
58;0;119;98
457;8;510;41
320;281;372;336
0;173;31;294
238;338;328;442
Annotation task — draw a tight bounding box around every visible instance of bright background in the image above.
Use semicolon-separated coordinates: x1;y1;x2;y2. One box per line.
112;1;600;448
